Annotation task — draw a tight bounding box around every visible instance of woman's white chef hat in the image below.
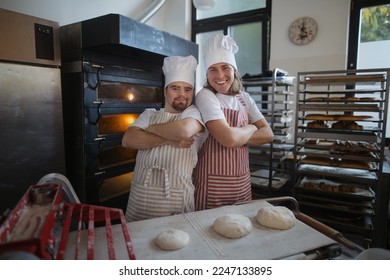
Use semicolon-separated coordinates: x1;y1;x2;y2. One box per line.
203;34;239;71
162;55;198;88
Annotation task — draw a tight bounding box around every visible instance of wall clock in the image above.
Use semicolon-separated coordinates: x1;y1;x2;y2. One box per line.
289;17;318;45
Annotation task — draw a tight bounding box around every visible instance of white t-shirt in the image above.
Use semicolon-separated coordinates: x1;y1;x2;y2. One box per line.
195;88;265;124
132;105;206;155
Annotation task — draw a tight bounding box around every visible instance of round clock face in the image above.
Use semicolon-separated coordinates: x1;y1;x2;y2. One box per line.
289;17;318;45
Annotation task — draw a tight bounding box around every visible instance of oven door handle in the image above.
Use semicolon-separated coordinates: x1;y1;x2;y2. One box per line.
89;104;102;125
94;137;106;142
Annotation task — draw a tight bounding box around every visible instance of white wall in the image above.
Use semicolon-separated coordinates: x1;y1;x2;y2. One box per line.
0;0;351;74
269;0;351;78
0;0;149;25
0;0;192;39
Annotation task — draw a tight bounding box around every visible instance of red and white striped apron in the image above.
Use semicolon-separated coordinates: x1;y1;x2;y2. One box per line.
194;94;252;210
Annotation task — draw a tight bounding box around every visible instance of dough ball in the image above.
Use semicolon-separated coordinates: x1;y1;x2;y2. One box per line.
256;206;296;230
154;229;190;250
213;214;252;239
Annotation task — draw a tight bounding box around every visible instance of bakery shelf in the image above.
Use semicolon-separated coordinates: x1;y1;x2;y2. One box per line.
299;103;380;111
250;169;291;190
297;147;379;162
298;155;378;171
295;193;374;210
299;200;374;216
302;89;384;95
299;206;374;234
297;139;379;152
293;70;389;249
299;126;382;133
247;90;294;96
243;76;295;86
297;131;378;142
300;73;385;85
297;164;378;185
296;176;375;198
243;68;295;194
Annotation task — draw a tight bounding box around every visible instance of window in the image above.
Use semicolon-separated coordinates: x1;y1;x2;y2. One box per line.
195;0;267;20
347;0;390;71
191;0;271;90
348;0;390;142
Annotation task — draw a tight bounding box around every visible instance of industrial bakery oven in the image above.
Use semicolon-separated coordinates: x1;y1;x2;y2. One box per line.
79;62;163;206
60;14;198;209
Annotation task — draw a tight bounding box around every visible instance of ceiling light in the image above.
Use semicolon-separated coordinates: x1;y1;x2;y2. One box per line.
193;0;216;11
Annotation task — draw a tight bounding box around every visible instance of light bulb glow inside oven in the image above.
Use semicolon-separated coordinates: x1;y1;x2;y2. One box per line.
127;92;134;101
127;115;138;126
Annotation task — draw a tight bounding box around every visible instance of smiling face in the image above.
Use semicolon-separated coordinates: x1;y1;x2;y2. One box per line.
206;62;235;94
164;81;194;113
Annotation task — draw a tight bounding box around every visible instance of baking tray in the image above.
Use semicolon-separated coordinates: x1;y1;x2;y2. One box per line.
295;177;375;201
304;114;373;121
298;139;379;153
300;155;378;171
301;89;383;95
297;164;378;185
300;126;381;135
297;130;378;142
300;74;385;84
250;169;291;189
302;96;381;101
298;148;379;162
296;198;375;216
299;103;380;111
295;194;374;210
243;76;295;86
298;206;374;232
68;199;341;260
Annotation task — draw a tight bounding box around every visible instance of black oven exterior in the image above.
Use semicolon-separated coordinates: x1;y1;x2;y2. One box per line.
60;14;198;210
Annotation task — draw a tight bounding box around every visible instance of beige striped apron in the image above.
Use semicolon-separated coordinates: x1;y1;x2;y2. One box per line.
125;111;195;222
194;94;252;210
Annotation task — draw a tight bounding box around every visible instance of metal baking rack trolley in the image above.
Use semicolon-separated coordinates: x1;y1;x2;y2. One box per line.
0;183;136;260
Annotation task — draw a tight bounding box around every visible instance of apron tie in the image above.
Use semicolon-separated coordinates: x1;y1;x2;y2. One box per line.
144;165;170;198
182;183;195;212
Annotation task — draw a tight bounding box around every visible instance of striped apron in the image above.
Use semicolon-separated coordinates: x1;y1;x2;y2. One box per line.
194;94;252;211
125;111;195;222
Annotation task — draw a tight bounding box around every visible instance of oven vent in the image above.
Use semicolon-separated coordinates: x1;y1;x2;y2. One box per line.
60;13;198;63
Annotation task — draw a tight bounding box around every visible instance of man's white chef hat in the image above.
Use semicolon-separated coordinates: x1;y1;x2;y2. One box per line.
203;34;239;71
162;55;198;88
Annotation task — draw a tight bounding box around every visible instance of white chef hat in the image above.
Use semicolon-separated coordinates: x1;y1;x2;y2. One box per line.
203;34;239;71
162;55;198;88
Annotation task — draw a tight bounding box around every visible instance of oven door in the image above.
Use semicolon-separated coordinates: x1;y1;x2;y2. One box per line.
83;62;163;107
82;62;163;208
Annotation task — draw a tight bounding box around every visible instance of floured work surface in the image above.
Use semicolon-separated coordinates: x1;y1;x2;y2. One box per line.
121;199;338;260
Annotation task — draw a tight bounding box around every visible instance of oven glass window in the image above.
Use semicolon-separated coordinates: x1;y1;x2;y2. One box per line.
98;113;139;135
98;82;163;103
99;172;133;202
99;146;137;169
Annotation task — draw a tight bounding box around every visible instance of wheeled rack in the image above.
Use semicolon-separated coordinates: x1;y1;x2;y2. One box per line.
293;68;389;248
243;68;295;197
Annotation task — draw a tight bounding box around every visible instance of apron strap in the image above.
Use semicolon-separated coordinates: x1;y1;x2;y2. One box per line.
182;182;195;212
236;93;249;113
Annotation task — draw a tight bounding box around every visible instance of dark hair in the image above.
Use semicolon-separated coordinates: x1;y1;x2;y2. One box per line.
203;70;243;95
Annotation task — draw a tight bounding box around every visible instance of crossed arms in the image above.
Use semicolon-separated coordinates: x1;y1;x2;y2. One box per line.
122;117;204;150
205;118;274;148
